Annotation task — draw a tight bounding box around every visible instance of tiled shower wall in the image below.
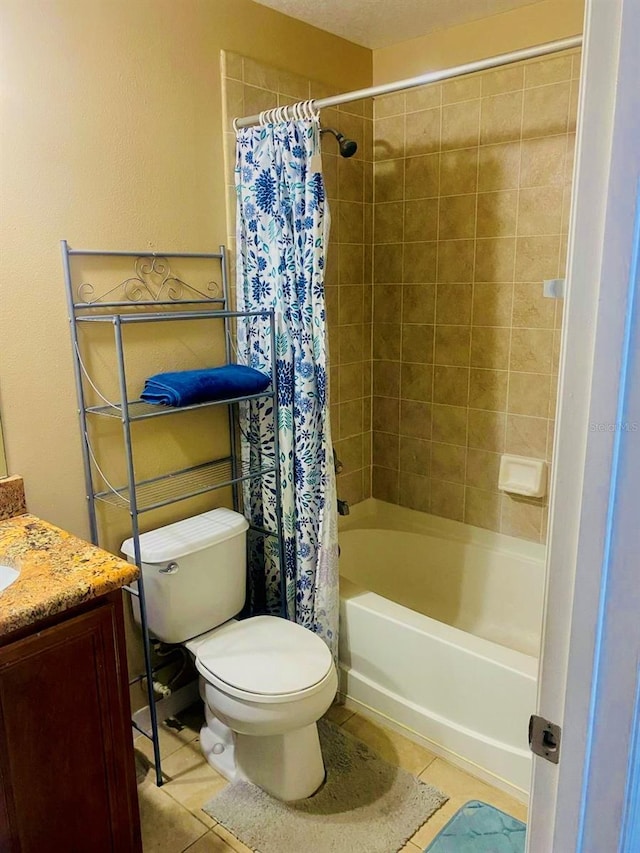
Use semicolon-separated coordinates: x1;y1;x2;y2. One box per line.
221;51;374;505
371;50;580;542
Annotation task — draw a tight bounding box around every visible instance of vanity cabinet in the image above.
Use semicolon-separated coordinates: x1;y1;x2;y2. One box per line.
0;592;141;852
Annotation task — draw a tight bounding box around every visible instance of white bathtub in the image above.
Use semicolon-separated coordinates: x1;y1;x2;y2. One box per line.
338;499;545;799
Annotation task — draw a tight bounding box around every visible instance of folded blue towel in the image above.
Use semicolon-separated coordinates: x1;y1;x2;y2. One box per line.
140;365;271;407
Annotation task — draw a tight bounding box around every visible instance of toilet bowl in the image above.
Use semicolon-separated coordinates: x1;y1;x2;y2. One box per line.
187;615;337;800
121;508;337;801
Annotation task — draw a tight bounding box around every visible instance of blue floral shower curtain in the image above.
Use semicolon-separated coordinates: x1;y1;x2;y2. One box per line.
234;116;339;657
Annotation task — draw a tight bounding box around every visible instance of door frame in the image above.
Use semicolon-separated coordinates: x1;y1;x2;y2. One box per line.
528;0;640;850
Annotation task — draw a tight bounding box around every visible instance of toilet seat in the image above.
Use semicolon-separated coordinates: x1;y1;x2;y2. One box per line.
191;615;334;704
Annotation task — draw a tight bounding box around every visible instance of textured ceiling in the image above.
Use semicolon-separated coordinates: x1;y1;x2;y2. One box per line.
252;0;540;49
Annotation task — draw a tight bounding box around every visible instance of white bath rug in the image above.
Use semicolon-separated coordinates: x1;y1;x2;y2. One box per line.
202;719;447;853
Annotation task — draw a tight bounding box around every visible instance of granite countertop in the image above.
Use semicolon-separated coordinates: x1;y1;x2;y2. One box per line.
0;514;139;638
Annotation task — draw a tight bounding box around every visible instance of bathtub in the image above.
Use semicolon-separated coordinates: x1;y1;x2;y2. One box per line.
338;499;545;799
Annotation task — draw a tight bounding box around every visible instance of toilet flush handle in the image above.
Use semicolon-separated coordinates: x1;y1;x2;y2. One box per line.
159;561;179;574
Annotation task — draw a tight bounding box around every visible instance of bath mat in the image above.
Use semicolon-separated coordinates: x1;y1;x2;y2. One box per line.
203;719;447;853
423;800;526;852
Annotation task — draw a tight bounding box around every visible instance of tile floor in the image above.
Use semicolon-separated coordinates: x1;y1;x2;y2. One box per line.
134;703;528;853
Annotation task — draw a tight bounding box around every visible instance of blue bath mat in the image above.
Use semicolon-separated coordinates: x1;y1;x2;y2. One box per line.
424;800;526;852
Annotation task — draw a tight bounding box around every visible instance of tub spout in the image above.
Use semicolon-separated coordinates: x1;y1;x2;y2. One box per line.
337;499;350;516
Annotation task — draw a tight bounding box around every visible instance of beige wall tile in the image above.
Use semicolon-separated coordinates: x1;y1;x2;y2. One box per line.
403;241;438;282
466;448;501;491
440;147;479;196
223;51;244;82
372;465;399;502
508;372;552;418
338;469;365;505
374;159;405;202
399;436;431;475
431;479;464;521
442;75;482;104
340;284;364;325
372;430;399;469
480;91;523;144
339;244;365;285
478;141;521;191
374;396;400;433
442;100;480;150
373;283;401;323
522;81;570;138
434;325;471;366
438;195;477;240
374;243;403;282
402;324;434;363
398;471;431;512
468;409;506;452
339;362;364;401
404;198;439;242
399;399;432;439
464;486;502;530
338;156;364;202
375;91;406;118
476;190;518;238
436;283;473;325
375;114;405;160
401;362;433;401
472;283;514;327
339;201;364;242
517;186;564;236
501;495;543;541
433;365;469;406
437;240;475;282
481;65;524;96
470;327;511;369
373;360;401;397
524;53;573;88
373;323;401;360
339;323;365;363
375;201;404;243
431;404;467;445
512;282;556;328
514;235;561;281
431;442;466;483
335;434;364;472
505;414;548;457
405;108;441;155
405;83;441;112
475;237;516;282
519;135;567;187
510;328;553;373
468;368;508;411
403;283;436;324
340;399;364;438
405;154;440;199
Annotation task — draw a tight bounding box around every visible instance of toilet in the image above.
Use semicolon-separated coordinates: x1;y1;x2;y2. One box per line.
121;508;337;801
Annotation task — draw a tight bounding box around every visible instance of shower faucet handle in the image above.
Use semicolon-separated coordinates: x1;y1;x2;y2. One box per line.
333;447;344;474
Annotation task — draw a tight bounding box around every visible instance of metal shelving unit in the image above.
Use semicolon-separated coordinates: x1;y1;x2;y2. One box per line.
61;242;284;786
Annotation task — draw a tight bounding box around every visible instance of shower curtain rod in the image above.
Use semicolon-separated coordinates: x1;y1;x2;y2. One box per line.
234;34;582;129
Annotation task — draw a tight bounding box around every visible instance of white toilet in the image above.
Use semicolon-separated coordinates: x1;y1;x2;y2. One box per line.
121;508;337;801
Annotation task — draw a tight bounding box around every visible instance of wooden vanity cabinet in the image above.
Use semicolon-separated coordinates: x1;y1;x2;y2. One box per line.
0;592;142;852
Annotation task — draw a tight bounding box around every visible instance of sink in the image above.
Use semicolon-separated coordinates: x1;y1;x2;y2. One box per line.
0;564;20;594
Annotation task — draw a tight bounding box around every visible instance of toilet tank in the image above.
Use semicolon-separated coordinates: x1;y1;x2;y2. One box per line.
121;508;249;644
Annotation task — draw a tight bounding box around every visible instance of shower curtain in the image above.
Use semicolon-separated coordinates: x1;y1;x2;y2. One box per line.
234;116;339;657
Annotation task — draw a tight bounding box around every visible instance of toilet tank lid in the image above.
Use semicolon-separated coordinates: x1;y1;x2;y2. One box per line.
120;508;248;563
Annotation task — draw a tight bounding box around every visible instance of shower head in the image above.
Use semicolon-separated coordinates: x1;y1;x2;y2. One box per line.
320;127;358;158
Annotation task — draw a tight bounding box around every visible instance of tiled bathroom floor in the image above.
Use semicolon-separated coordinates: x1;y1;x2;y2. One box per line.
134;703;528;853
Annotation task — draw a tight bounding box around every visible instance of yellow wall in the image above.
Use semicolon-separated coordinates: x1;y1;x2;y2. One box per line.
373;0;585;83
0;0;371;539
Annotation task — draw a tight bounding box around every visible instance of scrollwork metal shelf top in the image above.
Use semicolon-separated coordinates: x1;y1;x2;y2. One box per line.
64;244;228;313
